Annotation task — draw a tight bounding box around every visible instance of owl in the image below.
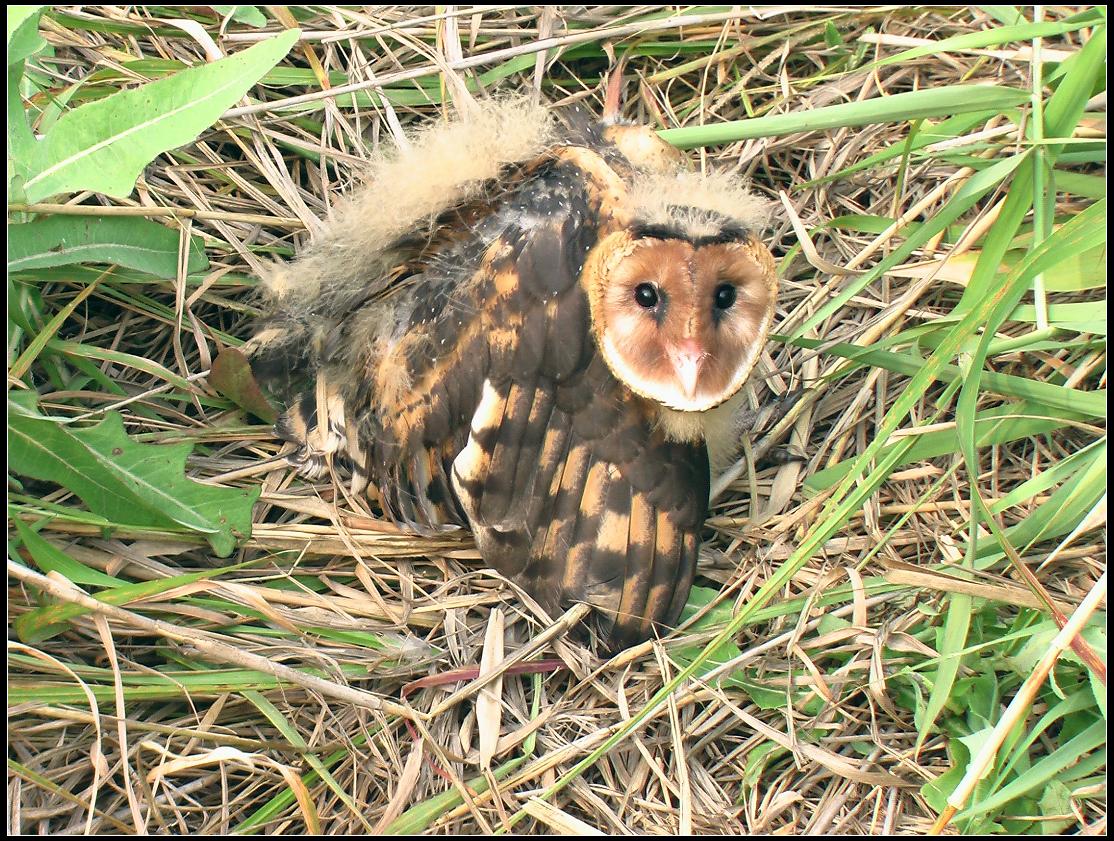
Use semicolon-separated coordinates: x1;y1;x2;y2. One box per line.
246;97;778;649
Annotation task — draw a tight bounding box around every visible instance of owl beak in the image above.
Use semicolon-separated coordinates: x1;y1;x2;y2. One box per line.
669;340;706;400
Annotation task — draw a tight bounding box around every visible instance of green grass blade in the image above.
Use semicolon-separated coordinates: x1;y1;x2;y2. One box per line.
242;691;372;832
658;86;1030;148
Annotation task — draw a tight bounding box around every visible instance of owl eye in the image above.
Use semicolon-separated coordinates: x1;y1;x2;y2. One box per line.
713;283;737;310
634;283;660;309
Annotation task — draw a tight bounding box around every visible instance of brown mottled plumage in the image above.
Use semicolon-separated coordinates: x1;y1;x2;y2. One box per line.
245;98;777;649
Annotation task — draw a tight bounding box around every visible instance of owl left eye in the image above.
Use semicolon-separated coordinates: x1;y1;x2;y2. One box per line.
713;283;737;310
634;283;660;309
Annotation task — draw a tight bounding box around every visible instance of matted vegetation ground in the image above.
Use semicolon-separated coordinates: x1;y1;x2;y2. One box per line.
7;5;1107;835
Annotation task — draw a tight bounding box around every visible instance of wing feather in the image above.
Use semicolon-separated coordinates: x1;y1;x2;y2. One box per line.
614;490;657;644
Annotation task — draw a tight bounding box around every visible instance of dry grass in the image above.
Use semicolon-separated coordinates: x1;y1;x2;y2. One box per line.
8;5;1106;835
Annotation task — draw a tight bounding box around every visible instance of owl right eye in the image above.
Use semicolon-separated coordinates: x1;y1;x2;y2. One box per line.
634;283;659;309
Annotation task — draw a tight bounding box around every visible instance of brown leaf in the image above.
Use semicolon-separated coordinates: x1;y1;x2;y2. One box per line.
209;348;278;424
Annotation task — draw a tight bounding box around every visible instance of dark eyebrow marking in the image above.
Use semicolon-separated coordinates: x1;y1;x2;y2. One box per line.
630;222;691;242
631;219;750;247
693;225;748;247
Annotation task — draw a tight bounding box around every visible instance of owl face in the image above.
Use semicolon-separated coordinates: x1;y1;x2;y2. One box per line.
590;228;777;413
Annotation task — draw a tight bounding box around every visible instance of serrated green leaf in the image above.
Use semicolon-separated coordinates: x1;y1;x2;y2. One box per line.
7;6;45;65
21;29;298;202
7;215;208;275
1088;665;1106;719
8;392;258;556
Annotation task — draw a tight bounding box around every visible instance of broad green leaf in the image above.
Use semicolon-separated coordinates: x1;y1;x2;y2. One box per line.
1041;24;1107;159
895;247;1108;295
212;6;268;27
1013;248;1107;296
659;86;1031;148
977;7;1026;26
21;29;298;202
958;719;1106;820
10;262;256;289
8;392;258;556
919;594;975;751
1038;781;1077;834
9;61;34;199
742;742;788;791
923;735;972;812
1055;170;1107;201
7;6;45;65
7;215;208;275
1011;298;1107;326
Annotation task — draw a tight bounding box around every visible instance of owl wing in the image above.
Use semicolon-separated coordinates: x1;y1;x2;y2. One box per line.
454;357;709;649
376;153;708;648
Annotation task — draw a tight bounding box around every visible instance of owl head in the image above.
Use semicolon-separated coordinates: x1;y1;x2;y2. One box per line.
585;171;778;414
